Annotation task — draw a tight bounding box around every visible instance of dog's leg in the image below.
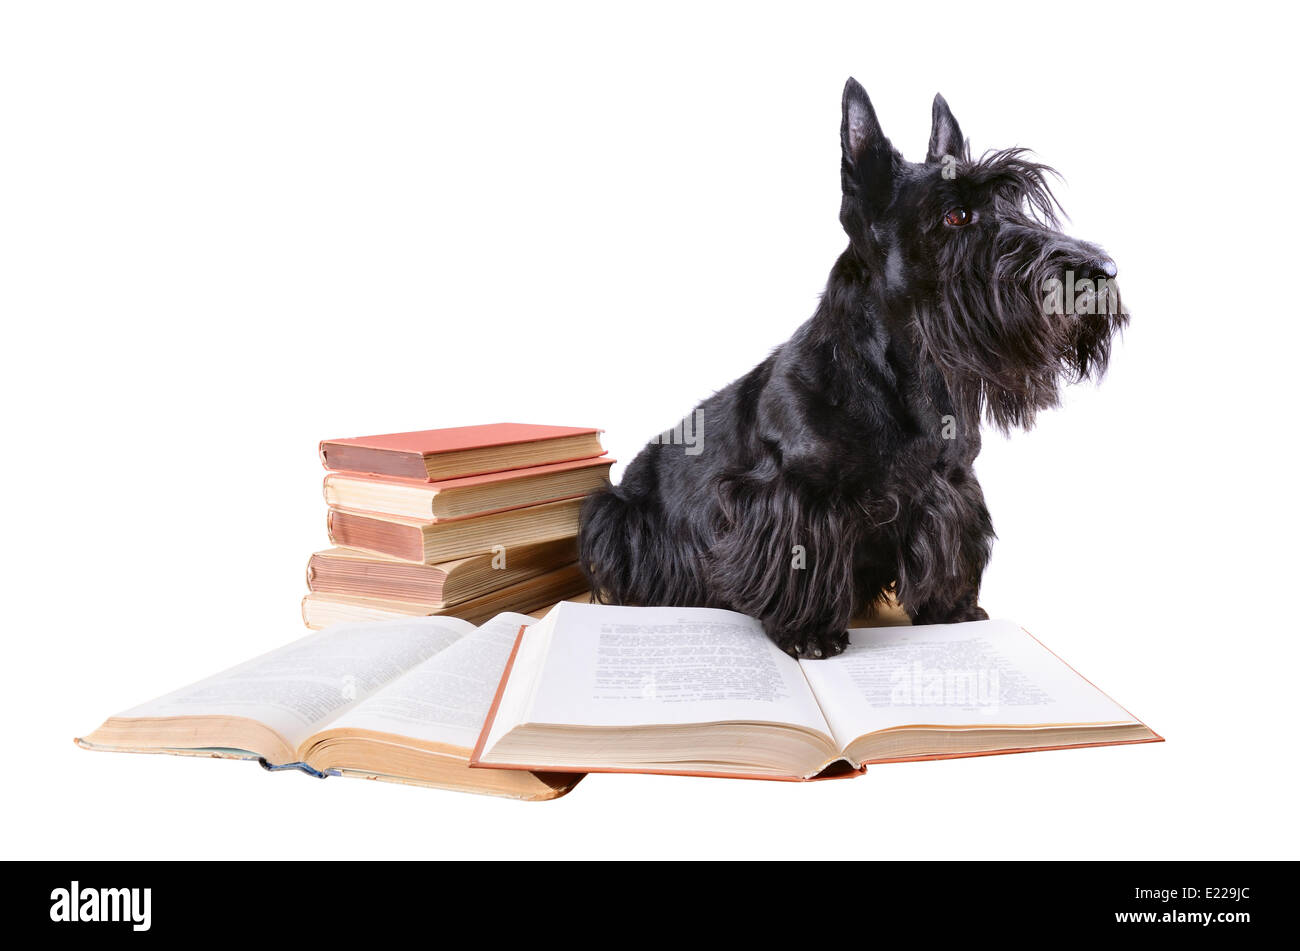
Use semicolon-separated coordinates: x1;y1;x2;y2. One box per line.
895;468;994;625
579;483;711;607
705;480;858;658
908;585;988;625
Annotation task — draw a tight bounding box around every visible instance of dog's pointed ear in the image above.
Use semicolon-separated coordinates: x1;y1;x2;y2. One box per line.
926;93;966;164
840;78;898;219
841;78;885;165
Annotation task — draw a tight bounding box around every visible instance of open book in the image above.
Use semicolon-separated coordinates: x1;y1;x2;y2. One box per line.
78;613;582;800
472;602;1160;780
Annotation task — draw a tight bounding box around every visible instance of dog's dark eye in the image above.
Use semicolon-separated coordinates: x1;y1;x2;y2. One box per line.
943;207;972;227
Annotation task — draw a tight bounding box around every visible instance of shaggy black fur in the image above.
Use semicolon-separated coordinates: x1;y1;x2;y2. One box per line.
579;79;1126;657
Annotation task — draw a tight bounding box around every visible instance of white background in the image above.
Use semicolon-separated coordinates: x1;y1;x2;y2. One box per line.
2;1;1296;859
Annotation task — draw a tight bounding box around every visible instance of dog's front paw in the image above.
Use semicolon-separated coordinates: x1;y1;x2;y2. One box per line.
910;601;989;624
770;627;849;660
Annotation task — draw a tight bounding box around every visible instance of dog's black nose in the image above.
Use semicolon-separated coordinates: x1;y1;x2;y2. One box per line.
1095;257;1118;279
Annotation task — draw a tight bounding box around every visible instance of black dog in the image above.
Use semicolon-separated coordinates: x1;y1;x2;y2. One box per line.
579;78;1126;658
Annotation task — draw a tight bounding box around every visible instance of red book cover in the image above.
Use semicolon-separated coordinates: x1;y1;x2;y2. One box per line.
319;423;604;482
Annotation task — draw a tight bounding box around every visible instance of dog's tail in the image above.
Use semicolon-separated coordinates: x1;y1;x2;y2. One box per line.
578;485;707;607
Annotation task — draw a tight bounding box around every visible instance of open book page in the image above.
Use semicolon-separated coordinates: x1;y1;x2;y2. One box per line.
489;602;831;739
326;612;536;750
117;617;478;752
798;620;1140;753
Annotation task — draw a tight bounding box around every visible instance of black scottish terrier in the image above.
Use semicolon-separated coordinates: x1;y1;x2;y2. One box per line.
579;79;1126;658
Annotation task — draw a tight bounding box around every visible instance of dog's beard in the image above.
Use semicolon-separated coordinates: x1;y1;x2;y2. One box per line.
915;222;1127;431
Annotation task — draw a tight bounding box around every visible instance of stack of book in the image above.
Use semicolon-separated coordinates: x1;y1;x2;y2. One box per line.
302;423;608;629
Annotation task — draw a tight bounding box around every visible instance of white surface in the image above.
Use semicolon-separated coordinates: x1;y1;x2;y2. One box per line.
2;1;1296;859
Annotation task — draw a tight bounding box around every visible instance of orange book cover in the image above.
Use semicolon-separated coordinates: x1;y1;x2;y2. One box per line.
319;423;604;481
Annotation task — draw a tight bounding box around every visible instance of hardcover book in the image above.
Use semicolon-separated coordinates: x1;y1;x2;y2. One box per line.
306;537;578;605
78;613;582;800
319;423;604;482
301;564;589;628
326;497;582;564
322;457;613;521
472;602;1161;781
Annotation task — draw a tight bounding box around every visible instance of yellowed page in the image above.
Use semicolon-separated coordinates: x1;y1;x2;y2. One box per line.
484;602;831;751
798;619;1138;752
115;617;476;752
327;612;536;749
